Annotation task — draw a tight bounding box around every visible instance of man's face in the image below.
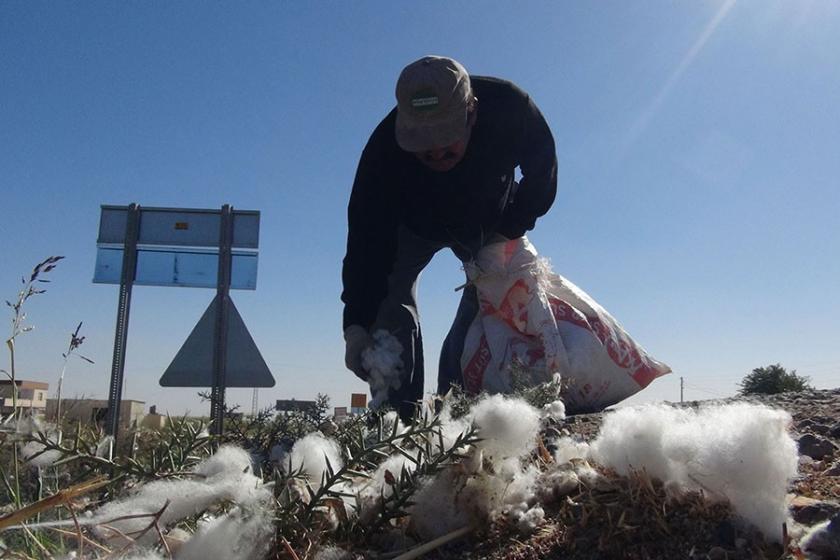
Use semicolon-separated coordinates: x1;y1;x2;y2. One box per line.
412;106;477;173
413;138;469;172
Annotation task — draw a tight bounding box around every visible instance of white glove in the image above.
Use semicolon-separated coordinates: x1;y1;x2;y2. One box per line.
344;325;373;381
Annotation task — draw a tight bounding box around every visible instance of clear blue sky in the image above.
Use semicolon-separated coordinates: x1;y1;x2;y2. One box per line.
2;1;838;416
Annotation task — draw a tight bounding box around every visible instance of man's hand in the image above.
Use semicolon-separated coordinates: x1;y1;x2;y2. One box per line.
344;325;373;381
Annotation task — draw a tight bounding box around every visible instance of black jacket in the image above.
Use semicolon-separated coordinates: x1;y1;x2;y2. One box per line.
342;76;557;330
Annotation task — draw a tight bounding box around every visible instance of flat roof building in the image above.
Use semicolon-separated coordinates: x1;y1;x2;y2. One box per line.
0;379;49;415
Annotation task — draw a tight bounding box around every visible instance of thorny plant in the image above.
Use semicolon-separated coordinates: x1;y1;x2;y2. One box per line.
273;406;480;552
442;365;567;421
1;416;214;557
203;391;332;475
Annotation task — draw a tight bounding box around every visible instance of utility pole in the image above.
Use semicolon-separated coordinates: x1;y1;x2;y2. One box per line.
680;376;684;403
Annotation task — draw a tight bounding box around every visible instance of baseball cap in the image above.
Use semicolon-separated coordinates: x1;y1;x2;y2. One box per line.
395;55;473;152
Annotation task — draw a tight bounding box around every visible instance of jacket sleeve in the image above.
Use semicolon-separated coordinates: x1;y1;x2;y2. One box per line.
341;133;399;331
496;94;557;239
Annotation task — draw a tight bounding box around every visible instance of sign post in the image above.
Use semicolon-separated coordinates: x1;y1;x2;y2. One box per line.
105;203;140;444
94;204;272;445
210;205;233;436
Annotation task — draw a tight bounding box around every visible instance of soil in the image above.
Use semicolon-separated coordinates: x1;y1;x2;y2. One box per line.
427;388;840;560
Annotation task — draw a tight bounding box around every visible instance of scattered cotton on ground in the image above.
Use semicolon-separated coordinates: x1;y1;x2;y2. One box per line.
590;402;798;542
16;417;62;467
289;432;343;487
362;329;404;409
542;399;566;422
20;438;62;467
92;446;268;545
551;436;591;464
410;396;547;539
471;395;541;463
176;507;273;560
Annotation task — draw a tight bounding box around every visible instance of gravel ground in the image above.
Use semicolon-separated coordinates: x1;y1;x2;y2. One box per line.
433;388;840;560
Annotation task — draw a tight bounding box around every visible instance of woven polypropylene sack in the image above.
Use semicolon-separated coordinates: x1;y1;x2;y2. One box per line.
459;237;670;412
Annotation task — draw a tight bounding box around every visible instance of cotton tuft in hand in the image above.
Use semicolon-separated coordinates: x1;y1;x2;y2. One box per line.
590;402;798;542
362;329;404;409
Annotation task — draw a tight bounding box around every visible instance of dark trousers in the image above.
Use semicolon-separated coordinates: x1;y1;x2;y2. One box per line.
371;227;481;421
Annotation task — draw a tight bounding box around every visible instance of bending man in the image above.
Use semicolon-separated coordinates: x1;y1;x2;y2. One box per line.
342;55;557;419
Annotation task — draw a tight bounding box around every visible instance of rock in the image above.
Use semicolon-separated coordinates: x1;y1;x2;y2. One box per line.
810;423;832;436
829;423;840;439
799;433;838;460
708;546;728;560
790;495;840;525
825;461;840;477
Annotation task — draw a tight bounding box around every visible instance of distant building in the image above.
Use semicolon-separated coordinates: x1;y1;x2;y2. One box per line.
275;399;317;414
46;398;146;430
350;393;367;416
0;380;49;415
141;404;168;430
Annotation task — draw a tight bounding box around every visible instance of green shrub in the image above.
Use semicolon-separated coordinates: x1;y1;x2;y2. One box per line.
738;364;812;395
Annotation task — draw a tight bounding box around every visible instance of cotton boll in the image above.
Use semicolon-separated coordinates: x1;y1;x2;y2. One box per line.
368;453;417;496
20;440;62;467
471;395;541;464
410;470;471;540
162;527;190;555
94;479;234;544
437;401;472;451
355;452;419;525
194;445;253;479
18;419;62;467
193;445;267;506
571;459;604;489
362;330;404;409
382;410;407;436
590;402;798;543
551;436;590;464
536;463;580;503
590;404;690;482
542;400;566;422
510;505;545;534
289;433;343;488
176;507;273;560
93;446;268;545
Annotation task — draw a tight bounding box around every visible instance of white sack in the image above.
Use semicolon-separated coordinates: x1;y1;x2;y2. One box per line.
460;237;670;412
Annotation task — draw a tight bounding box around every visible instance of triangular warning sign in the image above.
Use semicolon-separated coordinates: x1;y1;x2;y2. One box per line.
160;295;275;387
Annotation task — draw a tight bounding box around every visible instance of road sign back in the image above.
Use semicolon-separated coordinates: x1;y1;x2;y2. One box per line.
160;295;275;387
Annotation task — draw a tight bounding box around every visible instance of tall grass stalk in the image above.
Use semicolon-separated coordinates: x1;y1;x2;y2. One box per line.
3;257;63;512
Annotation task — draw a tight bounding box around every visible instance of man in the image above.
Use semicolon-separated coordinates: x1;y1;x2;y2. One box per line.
342;55;557;419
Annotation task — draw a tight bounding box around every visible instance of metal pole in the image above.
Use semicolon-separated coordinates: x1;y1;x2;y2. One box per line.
210;204;233;436
680;376;684;403
106;203;140;448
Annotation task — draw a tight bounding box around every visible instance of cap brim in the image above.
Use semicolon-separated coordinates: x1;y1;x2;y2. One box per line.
395;113;468;153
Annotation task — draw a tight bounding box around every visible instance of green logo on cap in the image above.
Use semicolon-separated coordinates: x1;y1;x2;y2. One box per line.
411;90;439;111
